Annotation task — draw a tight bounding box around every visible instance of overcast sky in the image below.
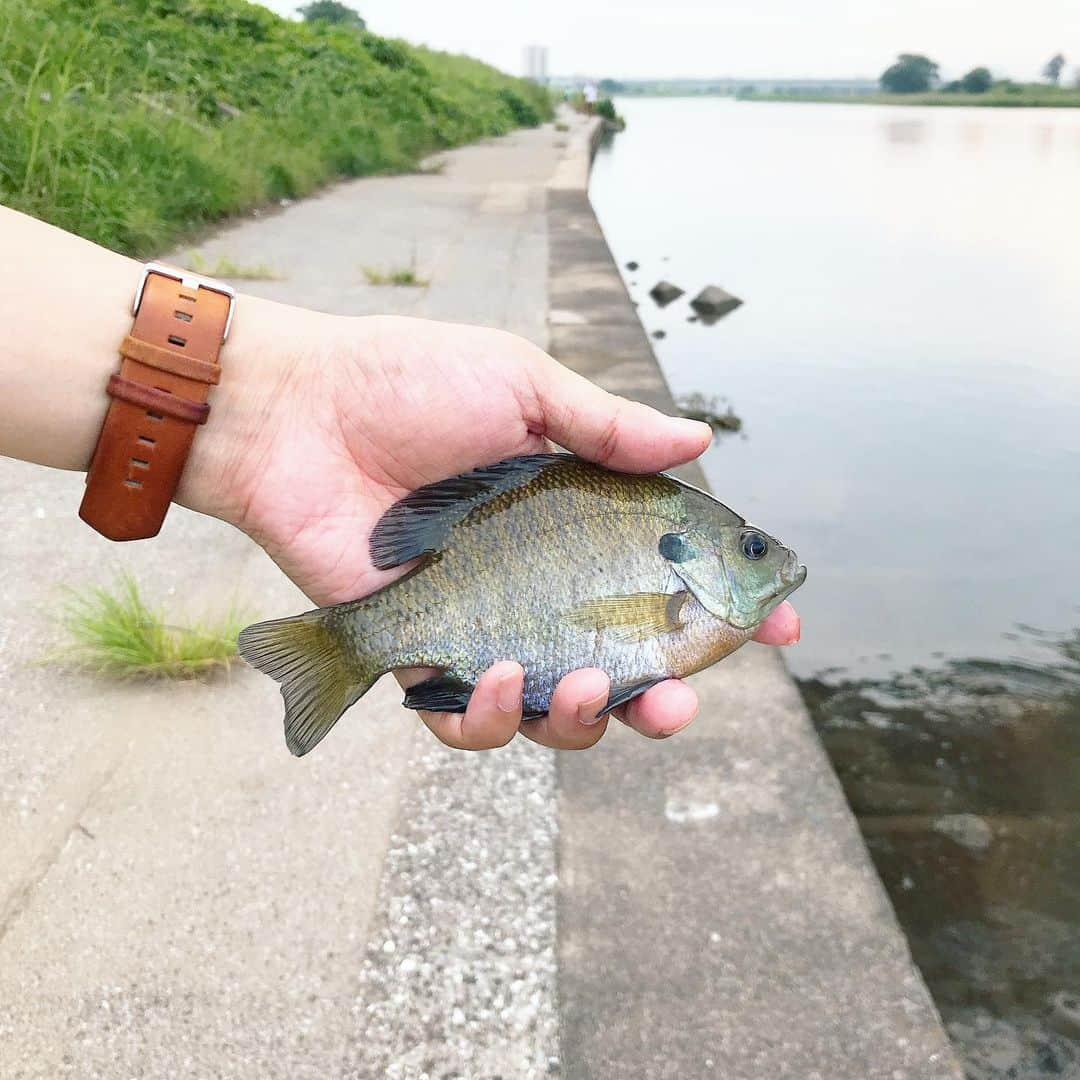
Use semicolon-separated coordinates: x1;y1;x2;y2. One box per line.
260;1;1079;82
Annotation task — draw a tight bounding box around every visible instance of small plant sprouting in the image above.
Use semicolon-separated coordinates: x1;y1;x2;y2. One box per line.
362;250;428;287
56;574;248;679
186;251;283;280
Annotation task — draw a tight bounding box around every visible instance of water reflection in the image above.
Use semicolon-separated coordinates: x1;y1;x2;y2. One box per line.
882;118;928;146
799;627;1080;1078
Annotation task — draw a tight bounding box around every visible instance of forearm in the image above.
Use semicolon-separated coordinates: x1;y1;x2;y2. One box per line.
0;205;324;524
0;206;141;472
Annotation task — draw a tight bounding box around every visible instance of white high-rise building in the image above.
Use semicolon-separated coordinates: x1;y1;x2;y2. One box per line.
524;45;548;84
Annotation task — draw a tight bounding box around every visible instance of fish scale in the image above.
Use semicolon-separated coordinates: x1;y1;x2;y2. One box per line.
239;453;805;756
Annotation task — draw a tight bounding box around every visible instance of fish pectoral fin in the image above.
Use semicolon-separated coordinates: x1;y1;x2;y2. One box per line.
402;673;475;714
598;677;668;718
564;591;687;644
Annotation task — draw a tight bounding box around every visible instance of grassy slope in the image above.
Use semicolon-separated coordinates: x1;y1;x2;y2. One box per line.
0;0;552;254
739;87;1080;108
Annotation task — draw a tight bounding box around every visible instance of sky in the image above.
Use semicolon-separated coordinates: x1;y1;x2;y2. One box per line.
261;1;1080;82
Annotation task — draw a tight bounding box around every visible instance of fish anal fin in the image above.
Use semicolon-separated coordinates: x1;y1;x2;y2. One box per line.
564;591;687;644
402;674;475;714
597;677;667;718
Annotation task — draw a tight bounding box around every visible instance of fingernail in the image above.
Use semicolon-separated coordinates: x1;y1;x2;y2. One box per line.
496;670;522;714
656;704;699;739
676;418;712;441
577;690;609;726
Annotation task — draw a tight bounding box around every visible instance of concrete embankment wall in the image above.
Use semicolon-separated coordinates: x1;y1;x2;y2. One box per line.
548;116;961;1079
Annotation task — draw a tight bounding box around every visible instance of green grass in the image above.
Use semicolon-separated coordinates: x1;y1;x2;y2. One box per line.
362;265;427;286
0;0;553;255
185;250;282;280
738;86;1080;108
57;575;246;678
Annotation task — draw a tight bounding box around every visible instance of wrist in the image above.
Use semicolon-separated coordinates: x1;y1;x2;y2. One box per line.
174;294;333;529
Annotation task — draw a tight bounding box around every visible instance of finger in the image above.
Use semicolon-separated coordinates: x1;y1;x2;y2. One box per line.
617;679;699;739
413;661;523;751
518;667;610;750
527;356;711;473
753;601;801;645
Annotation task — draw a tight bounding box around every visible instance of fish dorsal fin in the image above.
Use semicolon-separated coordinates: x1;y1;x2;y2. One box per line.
370;452;575;570
564;591;687;644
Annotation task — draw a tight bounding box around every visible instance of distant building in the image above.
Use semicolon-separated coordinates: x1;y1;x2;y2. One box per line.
524;45;548;84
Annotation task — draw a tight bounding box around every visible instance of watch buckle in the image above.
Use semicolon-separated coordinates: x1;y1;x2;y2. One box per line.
132;261;237;341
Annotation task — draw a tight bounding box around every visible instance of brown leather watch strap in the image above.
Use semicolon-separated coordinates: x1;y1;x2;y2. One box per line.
79;263;234;541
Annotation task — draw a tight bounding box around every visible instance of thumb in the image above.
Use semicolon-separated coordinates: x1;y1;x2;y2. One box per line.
527;355;711;472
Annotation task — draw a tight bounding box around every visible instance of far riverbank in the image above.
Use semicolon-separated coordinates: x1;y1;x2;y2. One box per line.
738;87;1080;107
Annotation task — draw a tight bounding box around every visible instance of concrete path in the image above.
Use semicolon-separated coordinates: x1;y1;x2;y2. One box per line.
0;124;562;1079
549;134;958;1077
0;112;959;1078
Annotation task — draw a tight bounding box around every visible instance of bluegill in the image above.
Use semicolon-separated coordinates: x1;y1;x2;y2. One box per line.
239;453;806;755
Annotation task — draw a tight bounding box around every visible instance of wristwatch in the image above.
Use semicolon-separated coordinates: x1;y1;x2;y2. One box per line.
79;262;235;541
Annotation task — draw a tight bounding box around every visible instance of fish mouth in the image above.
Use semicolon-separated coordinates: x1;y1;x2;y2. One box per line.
773;550;807;600
781;551;807;588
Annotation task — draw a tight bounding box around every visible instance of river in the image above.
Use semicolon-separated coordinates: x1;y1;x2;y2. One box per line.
589;96;1080;1077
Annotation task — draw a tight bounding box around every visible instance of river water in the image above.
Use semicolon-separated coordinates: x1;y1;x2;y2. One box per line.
590;97;1080;1077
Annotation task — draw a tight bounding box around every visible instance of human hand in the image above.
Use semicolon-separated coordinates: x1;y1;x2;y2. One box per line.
183;304;801;750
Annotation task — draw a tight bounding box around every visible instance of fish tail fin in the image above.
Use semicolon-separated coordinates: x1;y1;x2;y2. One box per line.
238;608;380;757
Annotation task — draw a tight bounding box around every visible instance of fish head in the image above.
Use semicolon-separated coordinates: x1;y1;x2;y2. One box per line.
661;517;806;631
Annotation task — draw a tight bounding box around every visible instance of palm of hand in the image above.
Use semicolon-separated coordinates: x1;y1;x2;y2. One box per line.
241;319;549;607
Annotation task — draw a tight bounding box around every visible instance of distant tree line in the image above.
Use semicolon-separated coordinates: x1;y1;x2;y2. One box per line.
879;51;1073;94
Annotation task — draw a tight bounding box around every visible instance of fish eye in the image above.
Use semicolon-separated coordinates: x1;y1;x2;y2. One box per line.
742;532;768;561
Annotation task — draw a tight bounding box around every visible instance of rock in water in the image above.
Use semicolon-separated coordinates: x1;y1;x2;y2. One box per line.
1049;991;1080;1038
932;813;993;854
690;285;743;319
676;392;742;434
648;280;684;307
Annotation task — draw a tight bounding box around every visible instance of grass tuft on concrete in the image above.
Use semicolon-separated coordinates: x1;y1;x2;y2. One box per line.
363;265;428;287
186;251;282;280
58;575;246;679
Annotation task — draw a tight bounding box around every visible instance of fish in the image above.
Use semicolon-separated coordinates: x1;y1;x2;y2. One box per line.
238;453;806;756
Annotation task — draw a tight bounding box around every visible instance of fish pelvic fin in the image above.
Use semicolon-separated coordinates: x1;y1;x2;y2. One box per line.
238;610;378;757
